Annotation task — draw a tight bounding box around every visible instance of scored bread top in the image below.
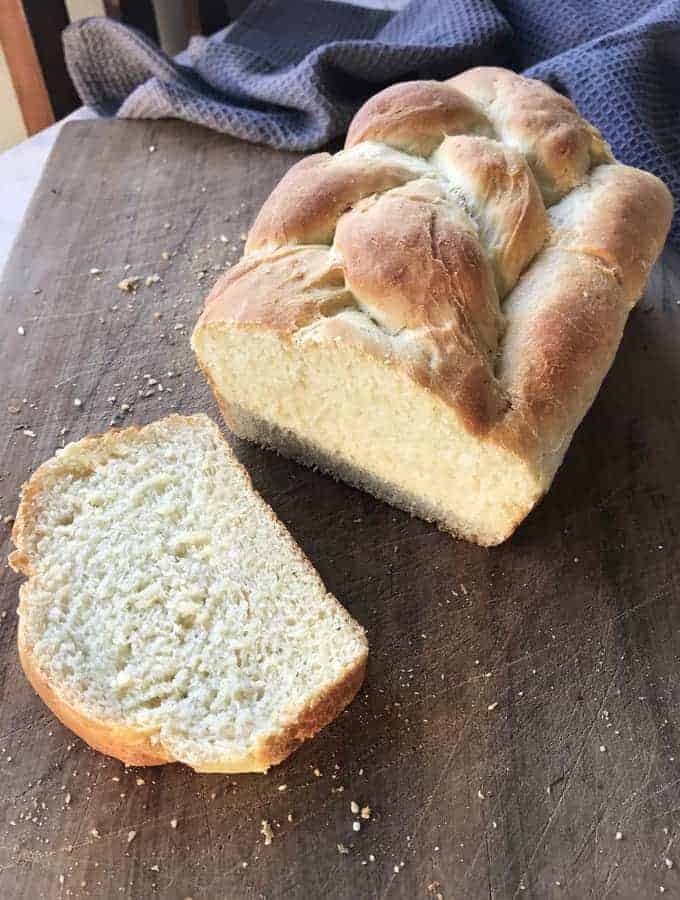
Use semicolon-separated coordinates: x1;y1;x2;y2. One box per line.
195;67;672;477
10;415;367;772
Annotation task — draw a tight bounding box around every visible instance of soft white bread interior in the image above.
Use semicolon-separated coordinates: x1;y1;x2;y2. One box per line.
9;414;367;772
192;68;672;545
194;327;540;547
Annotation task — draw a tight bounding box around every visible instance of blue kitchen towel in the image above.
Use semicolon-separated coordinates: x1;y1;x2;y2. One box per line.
64;0;680;242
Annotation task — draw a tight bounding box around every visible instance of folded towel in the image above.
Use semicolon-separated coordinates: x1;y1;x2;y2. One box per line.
64;0;680;242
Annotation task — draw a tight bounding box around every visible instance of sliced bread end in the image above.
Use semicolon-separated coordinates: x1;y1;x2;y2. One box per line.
10;414;367;773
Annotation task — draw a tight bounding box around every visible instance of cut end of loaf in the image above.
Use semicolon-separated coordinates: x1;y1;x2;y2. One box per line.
192;328;544;546
10;414;367;772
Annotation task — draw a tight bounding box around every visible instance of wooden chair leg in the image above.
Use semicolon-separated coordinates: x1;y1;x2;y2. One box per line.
118;0;160;42
1;0;56;134
18;0;79;123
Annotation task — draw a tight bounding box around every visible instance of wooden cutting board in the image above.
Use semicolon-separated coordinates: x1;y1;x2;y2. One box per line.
1;120;680;900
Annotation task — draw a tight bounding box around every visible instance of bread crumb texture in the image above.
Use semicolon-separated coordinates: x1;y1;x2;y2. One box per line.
10;415;367;772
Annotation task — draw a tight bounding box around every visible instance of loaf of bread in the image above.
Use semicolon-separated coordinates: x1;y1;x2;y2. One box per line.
9;415;367;772
192;67;673;546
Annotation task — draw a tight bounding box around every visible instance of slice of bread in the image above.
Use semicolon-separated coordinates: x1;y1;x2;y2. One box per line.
9;414;367;773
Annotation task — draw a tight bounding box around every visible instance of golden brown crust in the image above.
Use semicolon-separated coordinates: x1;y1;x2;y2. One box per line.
202;246;348;331
494;251;629;465
449;67;612;204
547;163;673;305
431;134;547;296
334;179;499;338
18;616;174;766
11;414;368;772
257;652;367;769
345;80;489;155
245;145;428;253
333;178;507;433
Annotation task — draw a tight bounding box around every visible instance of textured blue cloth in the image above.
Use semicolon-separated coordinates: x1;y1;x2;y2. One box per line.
64;0;680;242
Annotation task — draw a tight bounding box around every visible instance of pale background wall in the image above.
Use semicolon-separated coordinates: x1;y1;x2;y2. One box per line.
0;44;26;152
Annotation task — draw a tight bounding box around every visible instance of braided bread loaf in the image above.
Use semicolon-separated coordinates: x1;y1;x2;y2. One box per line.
192;67;672;546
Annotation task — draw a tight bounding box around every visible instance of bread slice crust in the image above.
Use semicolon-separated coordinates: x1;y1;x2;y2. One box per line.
17;614;367;771
10;414;367;772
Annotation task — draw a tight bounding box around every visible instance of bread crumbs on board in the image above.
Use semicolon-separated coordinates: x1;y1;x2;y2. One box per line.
260;821;273;845
117;277;140;293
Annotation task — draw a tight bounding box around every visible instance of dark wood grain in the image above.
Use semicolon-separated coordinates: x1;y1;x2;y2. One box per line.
1;120;679;900
21;0;79;121
118;0;160;42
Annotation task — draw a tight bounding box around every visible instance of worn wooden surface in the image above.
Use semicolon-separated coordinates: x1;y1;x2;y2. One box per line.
1;120;680;900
